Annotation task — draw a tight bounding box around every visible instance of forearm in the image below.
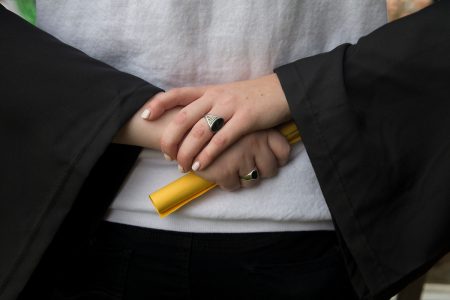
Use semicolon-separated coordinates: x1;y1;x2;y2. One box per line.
113;107;180;150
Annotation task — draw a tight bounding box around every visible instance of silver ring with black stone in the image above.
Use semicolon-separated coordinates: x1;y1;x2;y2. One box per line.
204;114;225;133
240;168;259;181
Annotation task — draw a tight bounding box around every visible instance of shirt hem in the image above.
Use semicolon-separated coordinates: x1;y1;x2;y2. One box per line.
104;209;335;233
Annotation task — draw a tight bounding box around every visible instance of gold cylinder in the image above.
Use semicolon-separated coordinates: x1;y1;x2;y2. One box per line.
149;121;301;217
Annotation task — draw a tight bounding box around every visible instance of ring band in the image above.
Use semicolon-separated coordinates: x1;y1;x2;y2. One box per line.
204;114;224;133
240;168;259;181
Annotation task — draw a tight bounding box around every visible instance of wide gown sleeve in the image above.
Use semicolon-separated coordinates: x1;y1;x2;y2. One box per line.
275;2;450;299
0;6;162;299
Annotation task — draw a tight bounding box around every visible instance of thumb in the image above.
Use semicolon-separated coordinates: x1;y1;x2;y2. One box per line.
267;130;291;167
142;87;207;121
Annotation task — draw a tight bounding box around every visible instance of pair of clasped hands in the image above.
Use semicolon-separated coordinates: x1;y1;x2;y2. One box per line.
114;73;292;191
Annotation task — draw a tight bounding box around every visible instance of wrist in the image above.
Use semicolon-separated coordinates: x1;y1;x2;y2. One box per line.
254;74;291;128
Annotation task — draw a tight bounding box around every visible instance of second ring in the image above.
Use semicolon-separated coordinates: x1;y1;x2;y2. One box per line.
240;168;259;182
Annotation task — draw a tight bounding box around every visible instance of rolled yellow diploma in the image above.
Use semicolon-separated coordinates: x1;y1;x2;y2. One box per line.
149;121;301;217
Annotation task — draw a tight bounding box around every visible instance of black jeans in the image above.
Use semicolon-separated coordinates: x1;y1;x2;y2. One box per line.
43;221;358;300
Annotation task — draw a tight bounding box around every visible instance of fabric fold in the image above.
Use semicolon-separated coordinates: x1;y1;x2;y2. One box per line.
0;6;161;299
275;2;450;299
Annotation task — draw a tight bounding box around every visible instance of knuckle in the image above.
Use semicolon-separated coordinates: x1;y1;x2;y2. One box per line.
277;141;291;165
160;139;176;156
281;143;291;160
160;138;170;150
176;151;191;166
242;133;258;149
192;124;206;139
214;174;229;189
212;133;227;148
148;96;159;106
152;91;165;100
149;92;162;103
220;94;237;106
208;87;225;97
174;109;188;125
168;88;182;98
252;134;261;148
200;148;212;165
267;130;291;165
148;99;160;112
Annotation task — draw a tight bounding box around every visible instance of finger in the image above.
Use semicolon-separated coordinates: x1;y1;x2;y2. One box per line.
176;119;214;171
267;130;291;166
139;92;164;120
177;107;234;171
194;114;253;171
143;87;207;121
218;168;242;191
253;138;279;179
239;163;261;189
196;161;241;192
219;143;255;189
160;97;212;161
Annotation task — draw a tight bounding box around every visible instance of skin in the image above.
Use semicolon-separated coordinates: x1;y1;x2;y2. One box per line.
143;73;291;173
113;98;291;190
196;129;290;190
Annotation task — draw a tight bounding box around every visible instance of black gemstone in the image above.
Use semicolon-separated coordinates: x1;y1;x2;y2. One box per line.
211;118;224;132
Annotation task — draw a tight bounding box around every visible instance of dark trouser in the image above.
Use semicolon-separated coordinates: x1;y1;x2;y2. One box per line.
33;221;358;300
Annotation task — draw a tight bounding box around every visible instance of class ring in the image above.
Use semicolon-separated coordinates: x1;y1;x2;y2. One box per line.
204;114;225;133
240;168;259;181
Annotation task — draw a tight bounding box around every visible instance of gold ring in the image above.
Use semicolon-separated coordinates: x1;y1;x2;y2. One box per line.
240;168;259;181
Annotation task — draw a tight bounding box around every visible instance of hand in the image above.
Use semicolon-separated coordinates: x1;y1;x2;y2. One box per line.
195;129;290;191
113;96;180;150
143;73;291;172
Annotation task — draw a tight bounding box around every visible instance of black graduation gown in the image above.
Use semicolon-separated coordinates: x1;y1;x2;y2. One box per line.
275;2;450;299
0;5;162;299
0;2;449;299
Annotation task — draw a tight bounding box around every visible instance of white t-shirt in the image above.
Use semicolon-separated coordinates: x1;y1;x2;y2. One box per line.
36;0;387;233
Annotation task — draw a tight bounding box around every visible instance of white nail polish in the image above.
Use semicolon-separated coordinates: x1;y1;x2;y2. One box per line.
178;164;184;173
192;161;200;171
141;109;151;119
163;153;172;161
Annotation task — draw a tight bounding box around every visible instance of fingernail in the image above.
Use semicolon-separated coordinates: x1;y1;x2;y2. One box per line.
178;164;185;173
192;161;200;171
163;153;172;161
141;109;151;119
